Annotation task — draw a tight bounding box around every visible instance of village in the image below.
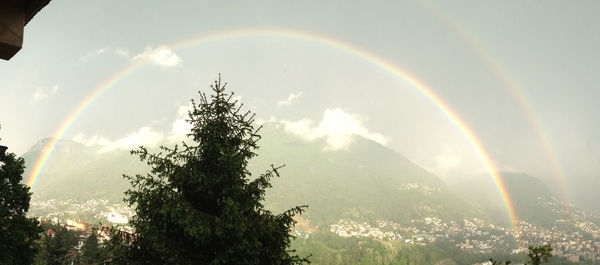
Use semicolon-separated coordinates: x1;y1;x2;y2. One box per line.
329;217;600;263
27;197;600;263
30;198;132;225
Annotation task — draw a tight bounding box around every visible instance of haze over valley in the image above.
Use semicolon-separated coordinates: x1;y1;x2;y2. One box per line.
2;1;600;264
21;123;600;264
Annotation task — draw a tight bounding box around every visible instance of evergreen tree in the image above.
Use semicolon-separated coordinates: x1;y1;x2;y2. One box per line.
0;126;43;265
81;228;103;264
39;224;78;265
122;75;310;265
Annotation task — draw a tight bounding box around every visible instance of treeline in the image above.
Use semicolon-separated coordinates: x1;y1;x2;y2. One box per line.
31;222;128;265
28;225;582;265
292;232;581;265
292;231;514;265
33;222;90;265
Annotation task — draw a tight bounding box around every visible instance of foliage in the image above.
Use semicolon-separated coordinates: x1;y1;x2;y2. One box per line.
0;129;43;265
36;222;79;265
489;258;511;265
121;75;309;264
525;244;552;265
80;227;103;264
99;225;136;265
291;231;519;265
490;244;553;265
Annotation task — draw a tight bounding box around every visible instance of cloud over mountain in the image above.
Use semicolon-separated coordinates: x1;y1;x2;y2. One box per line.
71;105;388;153
270;108;390;151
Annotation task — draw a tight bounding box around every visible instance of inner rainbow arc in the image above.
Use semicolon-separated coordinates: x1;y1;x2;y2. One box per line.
25;27;519;236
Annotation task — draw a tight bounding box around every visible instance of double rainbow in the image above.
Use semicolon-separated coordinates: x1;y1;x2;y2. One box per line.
25;28;520;234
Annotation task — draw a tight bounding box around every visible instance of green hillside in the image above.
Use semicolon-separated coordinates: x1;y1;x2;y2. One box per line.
255;123;484;225
20;125;599;264
22;138;98;188
24;139;140;202
24;122;483;225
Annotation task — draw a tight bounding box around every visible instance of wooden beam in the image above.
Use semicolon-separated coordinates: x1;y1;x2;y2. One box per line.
0;1;25;60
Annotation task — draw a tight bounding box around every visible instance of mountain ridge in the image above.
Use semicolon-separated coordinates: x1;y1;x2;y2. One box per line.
23;123;598;229
24;122;485;226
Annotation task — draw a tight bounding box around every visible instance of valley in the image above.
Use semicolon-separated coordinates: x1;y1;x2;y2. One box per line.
21;123;600;264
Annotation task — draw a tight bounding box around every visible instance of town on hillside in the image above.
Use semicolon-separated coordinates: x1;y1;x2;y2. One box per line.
329;217;600;263
30;196;600;264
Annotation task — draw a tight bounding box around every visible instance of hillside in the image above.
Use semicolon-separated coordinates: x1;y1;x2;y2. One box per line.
23;122;483;225
255;123;484;224
20;125;600;265
23;139;140;203
452;172;593;228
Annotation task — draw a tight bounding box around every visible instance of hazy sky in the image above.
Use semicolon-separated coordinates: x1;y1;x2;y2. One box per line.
1;1;599;206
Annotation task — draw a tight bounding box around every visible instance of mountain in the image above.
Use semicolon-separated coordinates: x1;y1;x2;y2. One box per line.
254;123;484;225
20;126;600;265
22;138;98;187
452;172;593;228
568;178;600;214
23;139;140;203
23;122;483;225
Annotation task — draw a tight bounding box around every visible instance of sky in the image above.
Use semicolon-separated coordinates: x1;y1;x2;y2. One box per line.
1;1;599;209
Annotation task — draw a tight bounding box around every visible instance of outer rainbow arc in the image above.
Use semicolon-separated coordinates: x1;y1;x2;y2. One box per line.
452;24;570;204
25;27;519;235
420;2;570;203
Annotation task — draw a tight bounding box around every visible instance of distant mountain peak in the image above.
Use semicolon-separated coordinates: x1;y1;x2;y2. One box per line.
25;137;89;154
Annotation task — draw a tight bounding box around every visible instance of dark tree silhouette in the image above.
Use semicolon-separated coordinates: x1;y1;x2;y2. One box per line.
38;223;78;265
489;258;511;265
0;125;42;265
81;227;104;264
490;244;553;265
122;75;310;265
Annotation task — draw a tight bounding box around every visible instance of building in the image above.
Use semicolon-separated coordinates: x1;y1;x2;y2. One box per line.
565;254;580;263
65;219;88;232
0;0;51;60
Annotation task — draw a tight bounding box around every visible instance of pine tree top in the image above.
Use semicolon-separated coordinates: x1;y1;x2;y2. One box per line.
121;75;309;265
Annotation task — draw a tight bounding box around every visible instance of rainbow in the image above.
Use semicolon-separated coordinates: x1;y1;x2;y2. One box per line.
25;28;520;232
421;2;570;202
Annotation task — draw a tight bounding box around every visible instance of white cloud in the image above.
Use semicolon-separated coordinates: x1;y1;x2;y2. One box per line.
70;106;387;153
72;104;194;153
31;89;46;103
168;104;194;142
72;134;110;147
132;46;182;68
79;47;130;61
30;85;60;104
277;92;303;106
114;48;130;57
79;48;108;61
100;127;164;153
276;108;390;151
73;127;164;153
